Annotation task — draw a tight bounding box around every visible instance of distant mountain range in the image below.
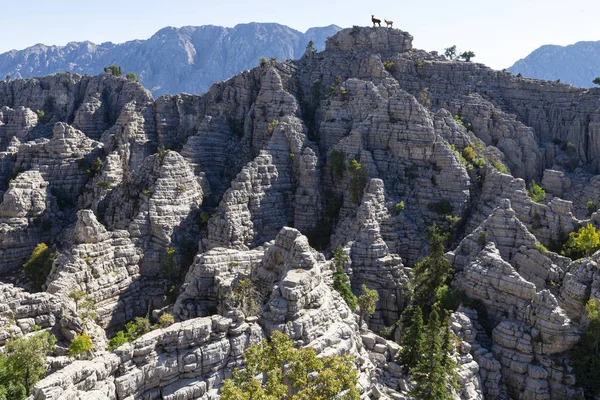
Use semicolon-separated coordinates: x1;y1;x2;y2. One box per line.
508;40;600;88
0;23;341;96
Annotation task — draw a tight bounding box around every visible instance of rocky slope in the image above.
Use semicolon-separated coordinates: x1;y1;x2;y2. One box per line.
508;40;600;88
0;25;598;399
0;23;341;96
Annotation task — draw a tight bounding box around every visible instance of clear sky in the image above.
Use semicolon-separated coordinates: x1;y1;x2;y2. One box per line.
1;0;598;70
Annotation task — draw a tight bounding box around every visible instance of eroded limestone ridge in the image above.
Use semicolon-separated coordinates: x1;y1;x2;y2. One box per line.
0;25;597;399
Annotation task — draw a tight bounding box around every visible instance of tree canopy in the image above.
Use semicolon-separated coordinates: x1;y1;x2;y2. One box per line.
562;223;600;259
221;330;360;399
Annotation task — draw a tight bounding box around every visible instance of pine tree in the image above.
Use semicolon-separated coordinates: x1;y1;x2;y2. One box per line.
409;304;451;400
441;317;460;390
399;305;424;372
358;284;379;327
412;226;452;305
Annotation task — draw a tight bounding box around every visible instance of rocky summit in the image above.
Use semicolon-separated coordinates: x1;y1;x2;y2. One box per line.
0;25;599;400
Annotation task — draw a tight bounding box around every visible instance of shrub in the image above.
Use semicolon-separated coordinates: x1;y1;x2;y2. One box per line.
157;313;175;328
82;157;103;178
416;59;425;69
536;241;548;253
1;331;56;397
96;181;112;190
107;331;130;350
349;159;367;204
528;180;546;203
517;73;523;78
125;317;151;339
36;109;45;119
358;284;379;326
472;157;486;168
221;331;359;399
428;199;453;215
266;119;279;135
420;87;431;107
459;51;475;62
328;150;345;180
69;333;92;358
125;72;138;82
5;74;10;82
393;201;405;215
259;57;267;66
562;223;600;259
231;279;261;316
587;201;598;216
103;64;122;77
331;246;356;311
491;160;507;173
383;60;395;72
444;45;457;60
593;77;600;86
462;146;476;162
454;115;473;132
23;243;57;292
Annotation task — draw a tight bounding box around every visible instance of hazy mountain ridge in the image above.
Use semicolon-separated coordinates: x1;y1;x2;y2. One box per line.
0;22;341;96
508;40;600;88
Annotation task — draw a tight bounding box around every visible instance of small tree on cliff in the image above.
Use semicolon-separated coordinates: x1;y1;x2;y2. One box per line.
459;51;476;62
412;226;453;306
332;246;357;311
593;77;600;86
221;331;360;399
399;304;425;372
358;284;379;327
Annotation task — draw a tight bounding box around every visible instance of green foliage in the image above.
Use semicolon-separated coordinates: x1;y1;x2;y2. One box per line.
461;146;476;162
416;59;425;69
328;150;345;180
348;159;367;204
412;227;453;305
221;331;360;400
428;199;453;215
517;72;523;78
358;284;379;326
231;279;261;316
383;60;395;72
266;119;279;135
393;201;405;215
157;313;175;328
126;317;151;339
162;247;178;304
453;115;473;132
306;40;314;49
444;45;457;60
491;160;508;173
459;51;475;62
5;74;10;82
103;64;122;77
420;87;431;107
477;231;488;246
96;180;112;190
36;109;45;119
409;304;458;400
562;224;600;259
536;241;548;253
332;246;357;311
571;299;600;397
142;188;152;196
587;201;598;216
80;157;103;178
0;331;56;397
69;333;92;358
125;72;138;82
472;157;486;168
259;57;267;66
593;77;600;86
68;289;97;328
23;243;57;292
107;331;130;350
528;180;546;203
399;305;424;372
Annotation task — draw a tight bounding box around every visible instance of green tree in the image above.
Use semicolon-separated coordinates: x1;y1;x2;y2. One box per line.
125;72;138;82
358;284;379;327
410;304;456;400
157;312;175;328
4;74;10;82
399;305;424;372
221;331;360;400
23;243;57;292
459;51;475;62
593;77;600;86
331;246;357;311
103;64;122;77
107;331;130;350
412;227;453;305
528;180;546;203
444;45;457;60
562;223;600;259
231;279;261;316
2;331;56;397
69;333;93;358
571;299;600;397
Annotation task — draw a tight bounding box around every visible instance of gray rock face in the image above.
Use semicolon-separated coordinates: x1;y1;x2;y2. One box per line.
507;41;600;88
0;23;341;97
1;25;600;400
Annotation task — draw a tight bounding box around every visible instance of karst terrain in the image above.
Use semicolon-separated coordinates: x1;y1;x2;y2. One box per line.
0;25;599;400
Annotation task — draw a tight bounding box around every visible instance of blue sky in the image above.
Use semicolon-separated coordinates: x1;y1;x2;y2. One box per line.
1;0;598;70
